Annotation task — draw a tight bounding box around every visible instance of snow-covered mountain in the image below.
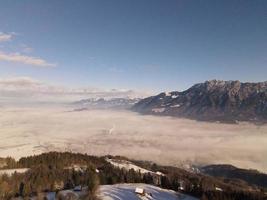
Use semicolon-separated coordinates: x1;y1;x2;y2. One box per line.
132;80;267;123
72;97;141;110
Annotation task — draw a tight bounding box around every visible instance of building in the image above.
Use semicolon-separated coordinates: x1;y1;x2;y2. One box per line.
135;187;145;195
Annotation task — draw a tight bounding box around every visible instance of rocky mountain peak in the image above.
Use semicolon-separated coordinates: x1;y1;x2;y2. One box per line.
132;80;267;123
192;80;241;92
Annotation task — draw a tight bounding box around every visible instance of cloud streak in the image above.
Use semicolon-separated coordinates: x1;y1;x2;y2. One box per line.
0;32;13;42
0;52;56;67
0;76;150;102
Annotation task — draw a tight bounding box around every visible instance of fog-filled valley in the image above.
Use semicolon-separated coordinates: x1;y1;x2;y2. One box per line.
1;105;266;173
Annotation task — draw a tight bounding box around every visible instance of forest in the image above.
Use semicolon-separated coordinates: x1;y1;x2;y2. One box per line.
0;152;266;200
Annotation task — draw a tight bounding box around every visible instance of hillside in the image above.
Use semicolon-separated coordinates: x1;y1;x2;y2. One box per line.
201;164;267;188
0;152;266;200
98;183;198;200
132;80;267;123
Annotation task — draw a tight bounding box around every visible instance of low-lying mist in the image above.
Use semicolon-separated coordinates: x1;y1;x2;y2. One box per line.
0;106;266;172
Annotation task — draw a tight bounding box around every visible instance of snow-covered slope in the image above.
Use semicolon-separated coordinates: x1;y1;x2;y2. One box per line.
107;158;165;177
98;184;199;200
107;159;155;174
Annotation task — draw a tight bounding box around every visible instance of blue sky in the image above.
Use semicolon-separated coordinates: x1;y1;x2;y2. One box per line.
0;0;266;92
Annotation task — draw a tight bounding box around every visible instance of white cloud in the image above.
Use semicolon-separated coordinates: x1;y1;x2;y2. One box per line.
0;77;42;88
0;32;13;42
0;32;56;67
0;76;150;103
0;52;56;67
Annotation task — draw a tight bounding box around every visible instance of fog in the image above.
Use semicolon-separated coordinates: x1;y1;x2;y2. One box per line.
0;106;266;172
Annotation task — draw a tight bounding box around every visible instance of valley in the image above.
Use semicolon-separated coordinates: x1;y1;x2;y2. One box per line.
0;106;266;173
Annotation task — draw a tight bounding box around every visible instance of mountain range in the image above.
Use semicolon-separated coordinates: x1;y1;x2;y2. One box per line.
132;80;267;123
72;97;140;110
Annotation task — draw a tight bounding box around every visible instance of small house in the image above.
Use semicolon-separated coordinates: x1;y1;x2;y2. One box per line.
135;187;145;196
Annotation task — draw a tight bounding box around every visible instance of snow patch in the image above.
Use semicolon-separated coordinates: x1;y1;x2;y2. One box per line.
165;92;171;96
170;104;180;108
156;171;164;176
151;108;165;113
215;187;223;192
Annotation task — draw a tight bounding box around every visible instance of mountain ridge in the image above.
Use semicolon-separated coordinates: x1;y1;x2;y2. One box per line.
72;97;140;110
132;80;267;123
201;164;267;188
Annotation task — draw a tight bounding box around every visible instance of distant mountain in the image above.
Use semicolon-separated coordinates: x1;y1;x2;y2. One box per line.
72;97;140;110
201;164;267;189
132;80;267;123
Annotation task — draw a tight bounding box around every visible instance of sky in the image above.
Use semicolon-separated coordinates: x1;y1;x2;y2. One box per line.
0;0;266;94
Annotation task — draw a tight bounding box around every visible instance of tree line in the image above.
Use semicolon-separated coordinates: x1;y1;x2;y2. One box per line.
0;152;266;200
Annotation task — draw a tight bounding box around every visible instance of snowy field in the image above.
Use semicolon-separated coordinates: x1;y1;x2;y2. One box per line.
98;184;199;200
0;106;267;172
